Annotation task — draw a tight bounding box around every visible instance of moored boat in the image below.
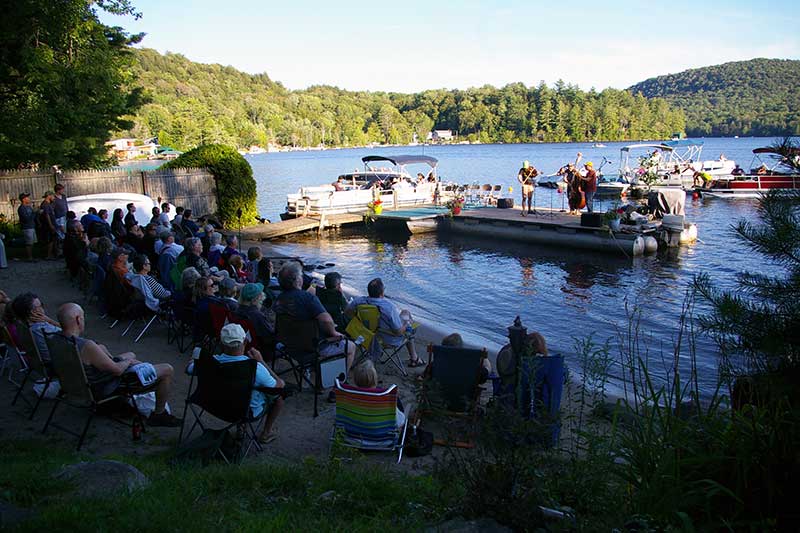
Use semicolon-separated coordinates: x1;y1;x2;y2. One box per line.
282;155;448;218
698;146;800;198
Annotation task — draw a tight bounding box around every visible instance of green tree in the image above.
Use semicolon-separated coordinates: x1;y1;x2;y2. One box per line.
165;144;257;227
0;0;146;168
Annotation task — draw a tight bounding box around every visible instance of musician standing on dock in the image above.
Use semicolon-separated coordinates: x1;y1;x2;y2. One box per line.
517;161;539;216
581;162;597;213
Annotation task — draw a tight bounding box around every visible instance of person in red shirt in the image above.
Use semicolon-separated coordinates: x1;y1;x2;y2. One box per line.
581;162;598;213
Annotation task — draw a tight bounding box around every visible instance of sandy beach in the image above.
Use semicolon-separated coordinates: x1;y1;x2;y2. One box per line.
0;254;481;469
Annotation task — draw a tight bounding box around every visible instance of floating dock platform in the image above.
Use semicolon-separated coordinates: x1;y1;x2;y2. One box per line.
445;207;650;257
374;206;450;234
240;213;363;241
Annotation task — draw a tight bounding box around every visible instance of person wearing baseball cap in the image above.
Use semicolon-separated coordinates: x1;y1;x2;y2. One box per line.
215;323;285;444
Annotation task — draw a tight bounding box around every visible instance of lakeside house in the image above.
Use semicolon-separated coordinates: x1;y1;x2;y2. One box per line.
427;130;454;143
106;138;158;160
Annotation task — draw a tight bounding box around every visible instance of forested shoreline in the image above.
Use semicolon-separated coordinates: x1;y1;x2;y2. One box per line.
127;48;685;151
629;58;800;137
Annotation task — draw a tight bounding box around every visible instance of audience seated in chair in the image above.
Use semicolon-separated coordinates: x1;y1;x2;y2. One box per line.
226;255;247;283
345;278;424;367
351;359;405;428
56;303;181;427
11;292;61;364
273;263;355;373
442;333;491;384
63;222;89;279
233;283;275;354
214;323;284;444
216;277;239;312
316;272;348;332
244;247;263;282
184;237;222;281
207;232;225;268
127;254;171;313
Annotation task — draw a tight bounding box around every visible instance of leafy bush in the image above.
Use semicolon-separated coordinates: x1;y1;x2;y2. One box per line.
165;144;257;227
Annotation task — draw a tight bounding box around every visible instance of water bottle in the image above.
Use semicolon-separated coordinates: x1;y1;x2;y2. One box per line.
132;417;143;441
355;335;365;346
192;346;202;360
406;324;414;336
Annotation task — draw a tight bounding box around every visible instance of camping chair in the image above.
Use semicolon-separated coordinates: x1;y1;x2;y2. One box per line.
11;323;56;420
331;379;407;463
205;301;233;353
345;305;377;364
275;314;344;418
1;323;26;386
422;344;487;415
178;355;283;463
41;332;156;451
350;304;411;376
167;301;195;353
480;183;493;204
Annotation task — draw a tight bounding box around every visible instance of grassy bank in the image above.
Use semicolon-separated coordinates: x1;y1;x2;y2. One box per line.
0;438;445;532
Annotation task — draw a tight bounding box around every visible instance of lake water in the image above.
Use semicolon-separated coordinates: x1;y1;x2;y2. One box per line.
243;138;778;397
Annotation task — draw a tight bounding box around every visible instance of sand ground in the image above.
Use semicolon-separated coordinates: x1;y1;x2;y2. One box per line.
0;253;492;470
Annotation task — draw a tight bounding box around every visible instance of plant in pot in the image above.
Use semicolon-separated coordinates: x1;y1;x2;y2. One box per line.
602;208;622;231
367;198;383;215
446;196;465;216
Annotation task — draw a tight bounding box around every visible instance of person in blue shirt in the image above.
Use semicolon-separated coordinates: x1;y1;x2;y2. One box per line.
214;323;285;444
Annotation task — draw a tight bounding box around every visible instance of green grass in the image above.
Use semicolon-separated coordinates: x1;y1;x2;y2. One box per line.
0;438;445;532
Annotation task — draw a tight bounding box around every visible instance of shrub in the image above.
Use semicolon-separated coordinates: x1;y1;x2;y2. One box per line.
165;144;257;227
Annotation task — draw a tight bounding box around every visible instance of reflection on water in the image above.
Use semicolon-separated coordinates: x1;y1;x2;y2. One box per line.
258;138;783;397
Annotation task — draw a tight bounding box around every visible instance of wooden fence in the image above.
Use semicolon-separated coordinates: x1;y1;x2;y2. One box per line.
0;167;217;222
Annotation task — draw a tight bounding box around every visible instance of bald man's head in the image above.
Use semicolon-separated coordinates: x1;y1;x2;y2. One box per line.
57;303;84;332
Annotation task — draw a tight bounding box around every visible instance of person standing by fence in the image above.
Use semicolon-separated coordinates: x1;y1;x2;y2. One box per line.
53;183;68;257
39;191;58;260
17;193;36;262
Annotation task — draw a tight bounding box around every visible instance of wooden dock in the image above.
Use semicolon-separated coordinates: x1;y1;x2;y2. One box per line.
240;213;364;241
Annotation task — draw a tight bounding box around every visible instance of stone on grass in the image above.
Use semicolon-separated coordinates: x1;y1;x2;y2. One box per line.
54;460;149;498
0;500;35;528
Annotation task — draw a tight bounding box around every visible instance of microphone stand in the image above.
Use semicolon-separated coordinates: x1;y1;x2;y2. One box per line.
236;208;243;254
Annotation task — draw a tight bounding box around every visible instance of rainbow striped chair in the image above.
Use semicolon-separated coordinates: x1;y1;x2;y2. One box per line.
332;379;407;463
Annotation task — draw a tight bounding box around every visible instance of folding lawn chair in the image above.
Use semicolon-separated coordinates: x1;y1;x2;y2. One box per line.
332;379;407;463
348;304;412;376
178;355;283;463
423;344;487;414
11;322;56;420
275;314;339;418
42;333;157;451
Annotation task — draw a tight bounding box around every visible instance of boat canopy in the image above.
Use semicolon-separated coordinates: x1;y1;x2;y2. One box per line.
663;139;703;149
620;143;674;152
753;147;800;156
361;155;439;167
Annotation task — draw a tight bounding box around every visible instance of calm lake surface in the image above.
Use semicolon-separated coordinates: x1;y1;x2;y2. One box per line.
244;138;779;397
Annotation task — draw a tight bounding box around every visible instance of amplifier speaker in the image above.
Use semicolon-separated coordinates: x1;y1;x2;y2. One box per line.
580;212;604;228
496;198;514;209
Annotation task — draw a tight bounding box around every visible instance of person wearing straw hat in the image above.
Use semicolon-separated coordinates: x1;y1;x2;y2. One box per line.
517;160;540;216
580;161;598;213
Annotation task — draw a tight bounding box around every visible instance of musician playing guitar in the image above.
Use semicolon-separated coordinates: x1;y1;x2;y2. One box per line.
558;152;584;215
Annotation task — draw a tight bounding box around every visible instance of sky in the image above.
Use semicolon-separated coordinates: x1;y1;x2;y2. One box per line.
100;0;800;93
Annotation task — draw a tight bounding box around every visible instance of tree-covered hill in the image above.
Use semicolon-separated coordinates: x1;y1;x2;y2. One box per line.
126;48;685;150
629;58;800;137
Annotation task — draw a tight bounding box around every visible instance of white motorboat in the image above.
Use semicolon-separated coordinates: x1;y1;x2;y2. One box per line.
616;140;736;191
283;155;448;218
67;192;172;227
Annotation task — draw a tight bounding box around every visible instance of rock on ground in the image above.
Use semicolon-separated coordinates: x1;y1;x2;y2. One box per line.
54;460;149;498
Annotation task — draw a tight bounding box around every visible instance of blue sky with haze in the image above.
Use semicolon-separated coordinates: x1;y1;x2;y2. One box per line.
100;0;799;92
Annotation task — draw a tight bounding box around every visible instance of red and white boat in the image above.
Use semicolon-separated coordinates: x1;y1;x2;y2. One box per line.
698;147;800;199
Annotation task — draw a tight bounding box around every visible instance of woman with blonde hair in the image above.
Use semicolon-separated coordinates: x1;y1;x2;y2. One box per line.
351;359;405;428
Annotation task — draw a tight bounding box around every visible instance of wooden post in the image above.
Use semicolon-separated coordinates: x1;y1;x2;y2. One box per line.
141;171;148;196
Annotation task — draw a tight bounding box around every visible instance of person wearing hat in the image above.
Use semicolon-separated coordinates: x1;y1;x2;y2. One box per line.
17;193;37;261
516;160;540;216
215;323;284;444
233;282;275;353
38;190;58;260
580;161;598;213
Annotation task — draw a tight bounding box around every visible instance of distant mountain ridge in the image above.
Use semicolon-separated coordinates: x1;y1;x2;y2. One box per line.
628;58;800;137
